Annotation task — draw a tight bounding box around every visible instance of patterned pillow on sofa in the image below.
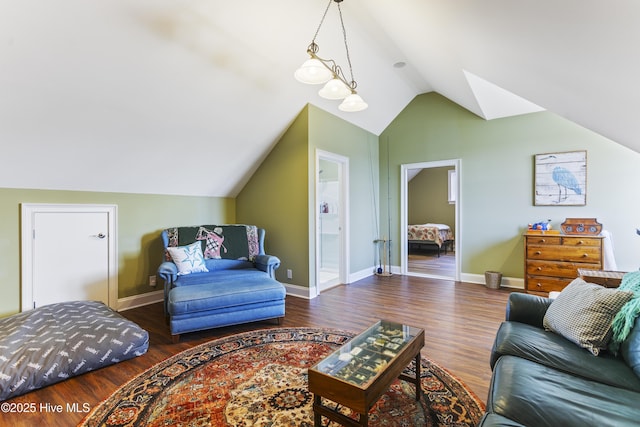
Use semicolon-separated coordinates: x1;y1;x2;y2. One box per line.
166;241;209;275
543;278;633;355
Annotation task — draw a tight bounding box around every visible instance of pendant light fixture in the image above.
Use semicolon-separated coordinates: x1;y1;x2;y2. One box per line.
294;0;368;112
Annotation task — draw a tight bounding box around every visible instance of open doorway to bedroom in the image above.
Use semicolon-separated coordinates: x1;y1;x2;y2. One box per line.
400;160;460;280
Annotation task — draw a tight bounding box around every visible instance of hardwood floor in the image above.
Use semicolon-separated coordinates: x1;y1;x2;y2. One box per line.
2;275;512;427
408;251;456;276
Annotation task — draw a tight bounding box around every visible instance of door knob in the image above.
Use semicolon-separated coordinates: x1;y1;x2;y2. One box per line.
96;233;106;239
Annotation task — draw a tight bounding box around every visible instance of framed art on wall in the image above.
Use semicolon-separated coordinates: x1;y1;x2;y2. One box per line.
534;150;587;206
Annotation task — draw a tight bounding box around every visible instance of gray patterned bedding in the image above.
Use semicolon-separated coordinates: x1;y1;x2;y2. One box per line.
0;300;149;401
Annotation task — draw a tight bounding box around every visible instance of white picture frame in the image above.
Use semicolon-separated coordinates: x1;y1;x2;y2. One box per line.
534;151;587;206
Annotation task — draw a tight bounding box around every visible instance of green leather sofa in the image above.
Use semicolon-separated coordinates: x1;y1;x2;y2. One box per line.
479;292;640;427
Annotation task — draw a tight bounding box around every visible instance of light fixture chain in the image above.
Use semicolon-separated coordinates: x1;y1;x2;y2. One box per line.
311;0;333;44
295;0;367;111
337;2;356;89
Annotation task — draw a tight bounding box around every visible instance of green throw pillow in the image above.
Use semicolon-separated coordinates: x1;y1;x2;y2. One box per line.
166;241;209;276
543;278;634;355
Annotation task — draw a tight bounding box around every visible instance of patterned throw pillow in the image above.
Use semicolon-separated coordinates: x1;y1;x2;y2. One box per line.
166;241;209;275
196;227;227;259
543;278;634;355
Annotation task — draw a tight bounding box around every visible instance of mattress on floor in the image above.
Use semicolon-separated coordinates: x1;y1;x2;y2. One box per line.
0;300;149;401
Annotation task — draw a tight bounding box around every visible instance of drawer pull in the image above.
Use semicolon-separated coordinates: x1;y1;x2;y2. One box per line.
539;239;546;243
535;251;542;255
536;283;542;288
583;253;588;258
578;240;585;245
536;267;542;271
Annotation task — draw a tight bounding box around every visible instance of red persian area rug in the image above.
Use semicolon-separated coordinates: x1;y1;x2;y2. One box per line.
80;327;484;427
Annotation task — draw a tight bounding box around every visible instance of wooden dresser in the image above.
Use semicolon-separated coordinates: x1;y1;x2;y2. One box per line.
524;232;604;295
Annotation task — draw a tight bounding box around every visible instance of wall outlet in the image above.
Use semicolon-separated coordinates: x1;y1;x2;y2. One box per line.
149;275;157;287
287;269;293;279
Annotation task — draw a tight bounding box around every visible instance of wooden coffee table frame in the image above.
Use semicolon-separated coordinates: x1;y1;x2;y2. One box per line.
308;320;425;427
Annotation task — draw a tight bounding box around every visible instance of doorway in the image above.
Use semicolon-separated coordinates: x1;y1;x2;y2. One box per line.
400;160;460;280
21;204;118;311
315;150;349;294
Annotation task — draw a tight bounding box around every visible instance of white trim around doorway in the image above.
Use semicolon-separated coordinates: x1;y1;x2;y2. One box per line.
400;159;461;281
20;203;119;311
314;150;350;296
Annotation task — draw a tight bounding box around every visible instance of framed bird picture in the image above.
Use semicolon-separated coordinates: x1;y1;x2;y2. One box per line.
534;150;587;206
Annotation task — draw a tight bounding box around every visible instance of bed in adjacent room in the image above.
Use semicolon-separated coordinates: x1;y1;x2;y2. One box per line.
408;223;454;256
0;300;149;401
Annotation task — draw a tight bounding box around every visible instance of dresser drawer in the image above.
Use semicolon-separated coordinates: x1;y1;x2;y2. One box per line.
526;245;602;263
526;275;573;293
527;260;601;278
524;232;604;296
561;237;602;247
526;236;562;245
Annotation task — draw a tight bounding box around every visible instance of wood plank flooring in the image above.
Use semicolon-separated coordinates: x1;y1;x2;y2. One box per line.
408;251;456;276
2;275;512;427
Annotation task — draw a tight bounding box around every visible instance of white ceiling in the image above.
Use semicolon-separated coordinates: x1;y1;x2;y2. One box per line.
2;0;639;197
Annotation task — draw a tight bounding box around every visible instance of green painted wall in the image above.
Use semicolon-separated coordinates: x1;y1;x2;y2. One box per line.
236;107;311;285
380;92;640;277
236;105;379;289
0;188;234;316
308;105;379;280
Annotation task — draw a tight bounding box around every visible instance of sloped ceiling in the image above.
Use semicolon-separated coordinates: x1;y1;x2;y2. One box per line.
1;0;638;197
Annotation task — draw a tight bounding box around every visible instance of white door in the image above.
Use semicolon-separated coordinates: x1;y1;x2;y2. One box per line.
21;204;118;310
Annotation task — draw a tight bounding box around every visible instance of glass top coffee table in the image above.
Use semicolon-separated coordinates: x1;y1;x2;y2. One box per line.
308;320;425;427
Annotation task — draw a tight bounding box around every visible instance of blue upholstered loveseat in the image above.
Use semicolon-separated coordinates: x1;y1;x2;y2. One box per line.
157;225;286;342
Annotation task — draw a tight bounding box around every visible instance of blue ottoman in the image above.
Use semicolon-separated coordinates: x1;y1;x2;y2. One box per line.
167;273;286;342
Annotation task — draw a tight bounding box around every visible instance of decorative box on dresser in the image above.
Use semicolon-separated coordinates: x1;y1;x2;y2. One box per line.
524;232;604;295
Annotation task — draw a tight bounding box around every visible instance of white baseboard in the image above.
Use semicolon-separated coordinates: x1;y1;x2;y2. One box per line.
349;266;376;283
286;266;379;299
461;273;525;290
117;289;164;312
284;283;317;299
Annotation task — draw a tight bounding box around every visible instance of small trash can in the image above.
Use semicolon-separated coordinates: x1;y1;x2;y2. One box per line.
485;271;502;289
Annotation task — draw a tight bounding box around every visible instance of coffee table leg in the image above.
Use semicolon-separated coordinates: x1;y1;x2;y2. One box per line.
414;353;421;400
360;412;369;427
314;395;322;427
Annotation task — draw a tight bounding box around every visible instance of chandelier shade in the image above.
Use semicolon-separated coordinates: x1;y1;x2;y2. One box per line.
294;58;333;85
294;0;367;112
338;93;368;112
319;78;351;100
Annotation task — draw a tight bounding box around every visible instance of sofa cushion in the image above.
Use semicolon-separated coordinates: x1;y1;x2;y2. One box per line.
620;315;640;379
491;321;640;392
543;278;633;355
168;275;286;315
487;355;640;427
477;413;526;427
174;268;266;287
166;241;209;275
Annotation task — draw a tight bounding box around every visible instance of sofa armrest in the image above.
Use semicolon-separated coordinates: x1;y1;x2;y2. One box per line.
158;261;178;285
506;292;552;327
255;255;281;278
158;261;178;316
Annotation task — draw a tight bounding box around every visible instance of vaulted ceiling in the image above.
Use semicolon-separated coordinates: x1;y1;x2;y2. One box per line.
2;1;638;197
